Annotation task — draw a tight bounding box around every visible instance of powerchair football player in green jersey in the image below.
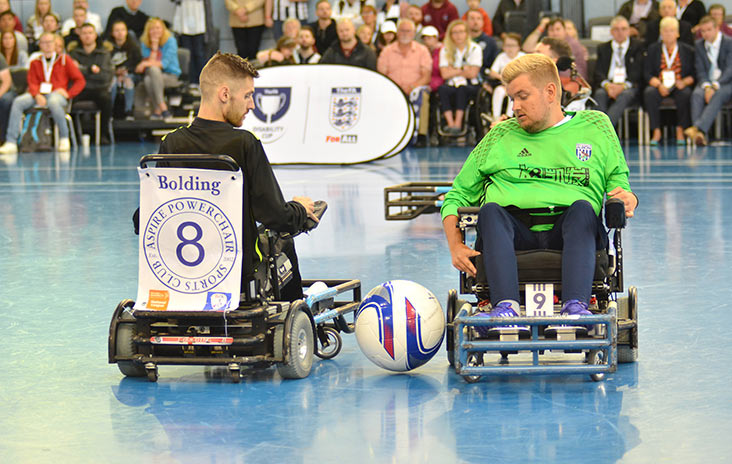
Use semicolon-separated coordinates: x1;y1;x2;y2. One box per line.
441;53;638;332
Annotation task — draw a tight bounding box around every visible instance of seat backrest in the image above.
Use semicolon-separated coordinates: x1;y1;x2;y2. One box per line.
504;11;527;36
10;67;27;94
588;16;613;42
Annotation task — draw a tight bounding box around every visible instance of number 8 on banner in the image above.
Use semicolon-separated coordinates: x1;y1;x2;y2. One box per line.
135;167;243;311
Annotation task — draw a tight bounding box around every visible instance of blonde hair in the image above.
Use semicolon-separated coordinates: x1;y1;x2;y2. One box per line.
141;17;171;48
502;53;561;92
660;16;679;33
443;19;470;68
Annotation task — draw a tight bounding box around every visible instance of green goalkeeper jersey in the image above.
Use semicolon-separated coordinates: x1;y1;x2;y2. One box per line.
441;111;632;229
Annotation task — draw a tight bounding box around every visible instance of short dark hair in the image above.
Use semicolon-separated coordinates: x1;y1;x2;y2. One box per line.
200;52;259;98
709;4;726;16
0;10;15;20
698;15;717;27
300;25;315;36
541;37;572;59
547;18;566;30
79;22;96;32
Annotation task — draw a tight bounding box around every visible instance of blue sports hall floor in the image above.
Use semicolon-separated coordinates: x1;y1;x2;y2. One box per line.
1;139;731;464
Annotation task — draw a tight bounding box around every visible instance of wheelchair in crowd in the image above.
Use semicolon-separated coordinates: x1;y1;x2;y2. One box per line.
384;183;638;382
108;155;361;383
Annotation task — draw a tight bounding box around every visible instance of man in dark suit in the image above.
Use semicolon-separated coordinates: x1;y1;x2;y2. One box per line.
592;16;644;131
645;0;694;46
617;0;659;38
685;15;732;145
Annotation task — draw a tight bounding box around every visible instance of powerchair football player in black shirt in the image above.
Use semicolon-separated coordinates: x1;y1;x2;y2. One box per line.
155;52;316;301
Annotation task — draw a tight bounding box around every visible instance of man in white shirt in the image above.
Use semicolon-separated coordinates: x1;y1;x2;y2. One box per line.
592;16;644;130
61;0;102;36
685;15;732;145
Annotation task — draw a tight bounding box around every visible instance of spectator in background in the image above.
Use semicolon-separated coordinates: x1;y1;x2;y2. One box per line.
1;30;26;67
294;25;320;63
0;10;24;55
646;0;693;46
378;18;431;95
466;9;498;77
407;4;424;36
136;17;181;119
173;0;211;88
564;19;579;39
360;5;378;44
422;0;458;39
256;35;297;66
69;23;113;144
617;0;659;38
677;0;706;31
378;0;400;27
421;25;442;90
375;20;396;55
0;53;15;144
320;18;377;70
438;19;481;134
27;0;55;41
309;0;337;55
282;17;301;39
357;24;376;49
227;0;267;61
702;4;732;38
492;0;526;39
378;18;431;146
523;17;588;81
643;16;695;145
0;32;85;154
105;0;149;40
462;0;492;36
593;16;644;131
485;32;523;120
685;15;732;146
63;7;87;48
42;12;59;36
271;0;309;41
0;0;22;33
62;1;102;36
332;0;375;23
109;20;141;119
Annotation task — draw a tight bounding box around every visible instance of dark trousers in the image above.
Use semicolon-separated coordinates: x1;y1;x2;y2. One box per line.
179;33;207;84
74;87;112;137
232;26;265;61
437;84;478;112
592;87;639;129
477;201;606;306
0;89;17;142
643;85;692;131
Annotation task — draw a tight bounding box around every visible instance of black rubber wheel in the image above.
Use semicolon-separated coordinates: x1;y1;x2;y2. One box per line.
463;353;483;383
277;311;314;379
146;365;158;382
446;290;457;367
588;350;606;382
315;326;342;360
617;287;639;364
115;306;145;377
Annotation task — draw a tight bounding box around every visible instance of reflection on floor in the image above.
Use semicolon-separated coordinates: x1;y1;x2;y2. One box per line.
1;140;731;463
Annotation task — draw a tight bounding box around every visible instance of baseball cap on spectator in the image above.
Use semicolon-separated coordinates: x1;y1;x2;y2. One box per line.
420;25;439;37
381;21;397;34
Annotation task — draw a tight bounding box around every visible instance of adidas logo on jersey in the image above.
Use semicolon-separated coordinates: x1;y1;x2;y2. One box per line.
517;148;532;157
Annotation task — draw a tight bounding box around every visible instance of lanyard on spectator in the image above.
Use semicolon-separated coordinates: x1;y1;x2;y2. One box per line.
42;52;56;83
662;44;677;69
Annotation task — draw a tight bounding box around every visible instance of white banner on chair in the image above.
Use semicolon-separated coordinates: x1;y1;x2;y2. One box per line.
134;166;243;312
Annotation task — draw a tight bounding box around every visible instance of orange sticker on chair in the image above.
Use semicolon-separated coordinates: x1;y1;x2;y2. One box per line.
147;290;170;310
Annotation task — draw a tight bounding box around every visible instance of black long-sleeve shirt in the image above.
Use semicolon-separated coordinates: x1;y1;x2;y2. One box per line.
157;117;308;279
